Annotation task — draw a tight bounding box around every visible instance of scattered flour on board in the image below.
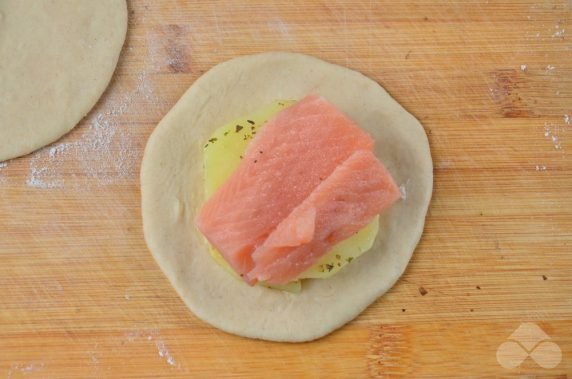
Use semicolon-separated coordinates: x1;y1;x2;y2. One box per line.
267;17;291;39
87;343;100;367
123;329;179;368
146;30;167;72
26;30;167;189
553;29;565;38
27;165;65;189
155;340;177;367
6;362;45;378
546;64;556;71
27;143;73;188
520;64;528;72
565;115;571;125
552;22;565;38
435;160;451;169
0;161;7;183
124;330;141;343
145;27;190;73
543;122;568;151
535;165;547;171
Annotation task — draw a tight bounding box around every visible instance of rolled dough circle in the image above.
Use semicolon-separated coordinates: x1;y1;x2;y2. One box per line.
0;0;127;162
141;52;433;342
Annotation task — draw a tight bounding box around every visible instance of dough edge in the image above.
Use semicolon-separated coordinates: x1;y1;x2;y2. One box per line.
0;0;128;162
141;52;433;342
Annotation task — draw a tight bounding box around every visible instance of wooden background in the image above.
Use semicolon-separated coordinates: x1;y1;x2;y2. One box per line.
1;0;571;377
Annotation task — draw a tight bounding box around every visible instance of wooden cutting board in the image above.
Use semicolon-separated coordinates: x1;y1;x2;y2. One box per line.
1;0;571;377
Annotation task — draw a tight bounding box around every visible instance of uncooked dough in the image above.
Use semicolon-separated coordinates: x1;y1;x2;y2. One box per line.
0;0;127;162
141;52;433;342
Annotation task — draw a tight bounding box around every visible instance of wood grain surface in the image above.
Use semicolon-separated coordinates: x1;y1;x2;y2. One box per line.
1;0;571;377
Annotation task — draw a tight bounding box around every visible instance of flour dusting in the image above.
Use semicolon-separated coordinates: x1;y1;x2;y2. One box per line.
564;115;570;125
145;26;191;74
0;162;7;183
155;340;177;367
123;329;179;368
26;71;158;189
27;164;65;189
48;143;71;158
146;30;166;72
436;160;451;169
543;122;567;151
535;165;547;171
7;362;45;378
546;64;556;71
552;23;565;38
520;64;528;72
25;27;167;190
125;330;141;342
267;17;291;39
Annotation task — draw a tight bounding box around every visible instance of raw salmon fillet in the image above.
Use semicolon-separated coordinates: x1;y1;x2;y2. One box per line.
246;150;401;285
196;95;374;277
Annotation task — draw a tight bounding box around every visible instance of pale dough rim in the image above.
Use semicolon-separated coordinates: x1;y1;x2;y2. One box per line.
0;0;128;162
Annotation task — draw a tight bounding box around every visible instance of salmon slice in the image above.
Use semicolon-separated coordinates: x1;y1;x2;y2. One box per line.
196;95;374;277
246;150;401;285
